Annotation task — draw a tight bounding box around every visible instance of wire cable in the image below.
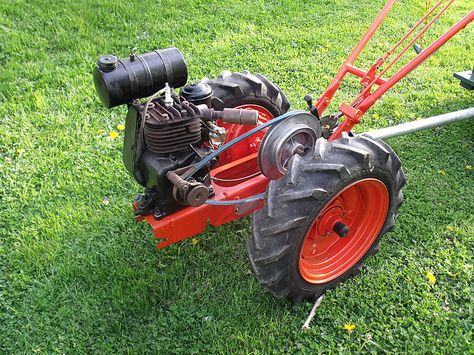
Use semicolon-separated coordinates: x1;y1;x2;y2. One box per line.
183;110;304;180
210;171;262;182
200;111;307;206
205;193;265;205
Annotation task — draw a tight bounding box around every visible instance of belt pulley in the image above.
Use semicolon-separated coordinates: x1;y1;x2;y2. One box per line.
258;112;322;180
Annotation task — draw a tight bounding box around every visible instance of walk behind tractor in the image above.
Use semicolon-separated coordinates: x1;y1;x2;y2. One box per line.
93;1;473;302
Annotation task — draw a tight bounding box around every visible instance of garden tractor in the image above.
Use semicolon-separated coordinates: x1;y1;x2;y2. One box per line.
93;0;473;302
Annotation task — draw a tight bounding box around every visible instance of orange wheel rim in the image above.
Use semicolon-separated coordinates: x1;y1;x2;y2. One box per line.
299;178;389;284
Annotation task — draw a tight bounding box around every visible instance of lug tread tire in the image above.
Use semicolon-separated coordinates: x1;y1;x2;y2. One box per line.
248;135;405;302
205;71;290;116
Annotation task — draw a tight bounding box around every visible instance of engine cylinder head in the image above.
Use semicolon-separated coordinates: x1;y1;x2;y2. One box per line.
142;97;201;155
93;47;188;108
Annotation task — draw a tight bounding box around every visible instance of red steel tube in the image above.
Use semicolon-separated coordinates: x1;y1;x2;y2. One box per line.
315;0;397;115
359;10;474;113
345;0;398;65
330;9;474;140
380;0;445;62
348;0;456;109
369;0;456;90
346;64;387;85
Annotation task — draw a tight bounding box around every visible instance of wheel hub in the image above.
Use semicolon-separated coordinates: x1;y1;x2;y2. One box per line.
333;222;350;238
316;205;344;237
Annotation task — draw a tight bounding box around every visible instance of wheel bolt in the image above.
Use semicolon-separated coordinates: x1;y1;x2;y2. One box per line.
333;222;349;237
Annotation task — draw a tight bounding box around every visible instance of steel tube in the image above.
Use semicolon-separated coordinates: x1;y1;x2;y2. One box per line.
357;11;474;114
330;10;474;140
315;0;397;115
365;107;474;140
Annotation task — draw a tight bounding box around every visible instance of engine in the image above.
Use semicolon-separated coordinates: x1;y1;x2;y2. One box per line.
93;47;258;218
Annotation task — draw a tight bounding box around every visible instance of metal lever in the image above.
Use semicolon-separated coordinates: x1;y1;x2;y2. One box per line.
304;94;320;119
413;43;423;54
166;170;209;207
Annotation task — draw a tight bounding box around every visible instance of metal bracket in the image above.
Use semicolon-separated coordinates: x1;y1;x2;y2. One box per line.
454;69;474;90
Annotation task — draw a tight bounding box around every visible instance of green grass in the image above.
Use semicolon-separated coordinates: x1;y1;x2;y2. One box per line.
1;0;473;353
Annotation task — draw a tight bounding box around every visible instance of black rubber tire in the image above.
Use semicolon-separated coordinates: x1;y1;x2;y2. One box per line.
205;70;290;115
248;134;406;303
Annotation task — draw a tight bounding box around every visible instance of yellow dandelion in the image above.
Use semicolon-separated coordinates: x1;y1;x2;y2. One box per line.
372;113;380;120
16;148;25;156
466;165;473;171
416;117;424;121
97;129;106;135
426;271;436;285
342;323;356;332
117;124;126;131
34;94;46;109
445;225;454;232
438;170;446;176
109;131;119;139
191;238;199;245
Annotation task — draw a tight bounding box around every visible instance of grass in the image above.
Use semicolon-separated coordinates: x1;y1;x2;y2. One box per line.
0;0;473;352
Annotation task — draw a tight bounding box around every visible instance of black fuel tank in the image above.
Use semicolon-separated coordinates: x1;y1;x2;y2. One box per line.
93;47;188;108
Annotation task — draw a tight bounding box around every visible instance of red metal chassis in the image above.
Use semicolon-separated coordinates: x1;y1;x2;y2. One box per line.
137;1;473;248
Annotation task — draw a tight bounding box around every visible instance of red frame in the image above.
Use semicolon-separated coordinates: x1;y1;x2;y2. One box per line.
137;153;268;248
138;1;473;248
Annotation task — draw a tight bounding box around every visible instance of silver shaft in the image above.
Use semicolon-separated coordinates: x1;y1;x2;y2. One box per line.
364;107;474;140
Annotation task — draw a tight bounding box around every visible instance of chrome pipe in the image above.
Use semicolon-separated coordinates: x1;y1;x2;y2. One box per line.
364;107;474;140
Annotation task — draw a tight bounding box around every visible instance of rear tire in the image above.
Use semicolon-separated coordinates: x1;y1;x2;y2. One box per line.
205;70;290;116
248;134;406;302
205;71;290;164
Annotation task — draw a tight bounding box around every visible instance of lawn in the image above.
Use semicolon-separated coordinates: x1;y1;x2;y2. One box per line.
1;0;473;353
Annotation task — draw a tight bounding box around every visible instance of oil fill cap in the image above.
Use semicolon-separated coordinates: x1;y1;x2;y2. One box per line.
181;82;213;102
